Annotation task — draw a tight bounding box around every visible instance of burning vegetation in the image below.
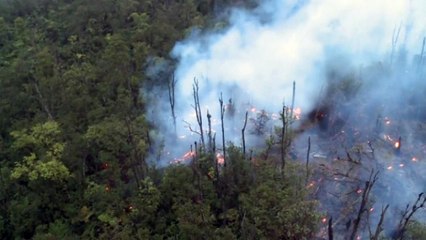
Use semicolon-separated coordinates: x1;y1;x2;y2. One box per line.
160;55;426;239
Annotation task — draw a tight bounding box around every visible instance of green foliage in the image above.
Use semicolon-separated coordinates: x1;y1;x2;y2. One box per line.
240;167;320;240
0;0;323;239
10;121;70;182
405;221;426;240
33;219;77;240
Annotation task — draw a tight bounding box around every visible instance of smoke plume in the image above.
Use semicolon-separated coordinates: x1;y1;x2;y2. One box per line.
149;0;426;238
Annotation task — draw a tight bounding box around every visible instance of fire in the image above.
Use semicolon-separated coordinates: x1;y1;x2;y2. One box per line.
394;141;400;148
321;217;327;224
369;207;374;212
101;162;109;170
170;151;196;164
356;189;362;194
182;151;195;160
412;157;418;162
216;153;225;165
307;181;316;188
293;107;302;120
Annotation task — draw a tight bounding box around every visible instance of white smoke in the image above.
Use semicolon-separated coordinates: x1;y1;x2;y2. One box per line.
172;0;426;113
160;0;426;238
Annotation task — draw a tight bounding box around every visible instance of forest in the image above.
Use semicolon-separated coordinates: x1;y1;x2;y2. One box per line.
0;0;425;239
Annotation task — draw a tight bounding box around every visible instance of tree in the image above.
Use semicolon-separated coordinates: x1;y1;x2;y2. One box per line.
10;121;70;182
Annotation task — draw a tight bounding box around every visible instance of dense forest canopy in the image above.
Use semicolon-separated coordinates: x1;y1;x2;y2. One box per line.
0;0;425;239
0;0;317;239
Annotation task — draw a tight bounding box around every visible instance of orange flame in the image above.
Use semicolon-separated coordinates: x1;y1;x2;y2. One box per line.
394;141;400;149
182;151;195;160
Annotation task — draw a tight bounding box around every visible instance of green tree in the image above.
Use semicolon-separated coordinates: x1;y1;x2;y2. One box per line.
10;121;70;182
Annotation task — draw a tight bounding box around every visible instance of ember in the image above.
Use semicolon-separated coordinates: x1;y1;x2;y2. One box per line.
384;118;391;125
394;141;400;149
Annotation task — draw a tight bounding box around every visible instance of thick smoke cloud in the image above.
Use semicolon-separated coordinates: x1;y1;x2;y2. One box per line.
172;0;426;112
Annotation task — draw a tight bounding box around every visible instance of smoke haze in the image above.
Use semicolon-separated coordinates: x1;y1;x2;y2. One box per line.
149;0;426;237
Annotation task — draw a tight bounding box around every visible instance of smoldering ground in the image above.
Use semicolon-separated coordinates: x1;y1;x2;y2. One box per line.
146;0;426;238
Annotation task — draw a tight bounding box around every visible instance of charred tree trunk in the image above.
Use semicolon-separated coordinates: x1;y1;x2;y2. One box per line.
207;111;213;153
280;105;287;174
168;73;177;135
219;93;226;167
242;111;248;159
328;217;334;240
349;170;379;240
306;136;311;184
193;79;205;148
213;134;219;184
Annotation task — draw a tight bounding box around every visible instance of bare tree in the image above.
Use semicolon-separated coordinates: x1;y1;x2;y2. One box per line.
192;79;205;147
242;111;248;159
219;93;226;167
349;170;379;240
207;110;213;153
393;192;426;240
328;217;334;240
168;72;177;134
280;80;296;174
370;204;389;240
306;136;311;184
